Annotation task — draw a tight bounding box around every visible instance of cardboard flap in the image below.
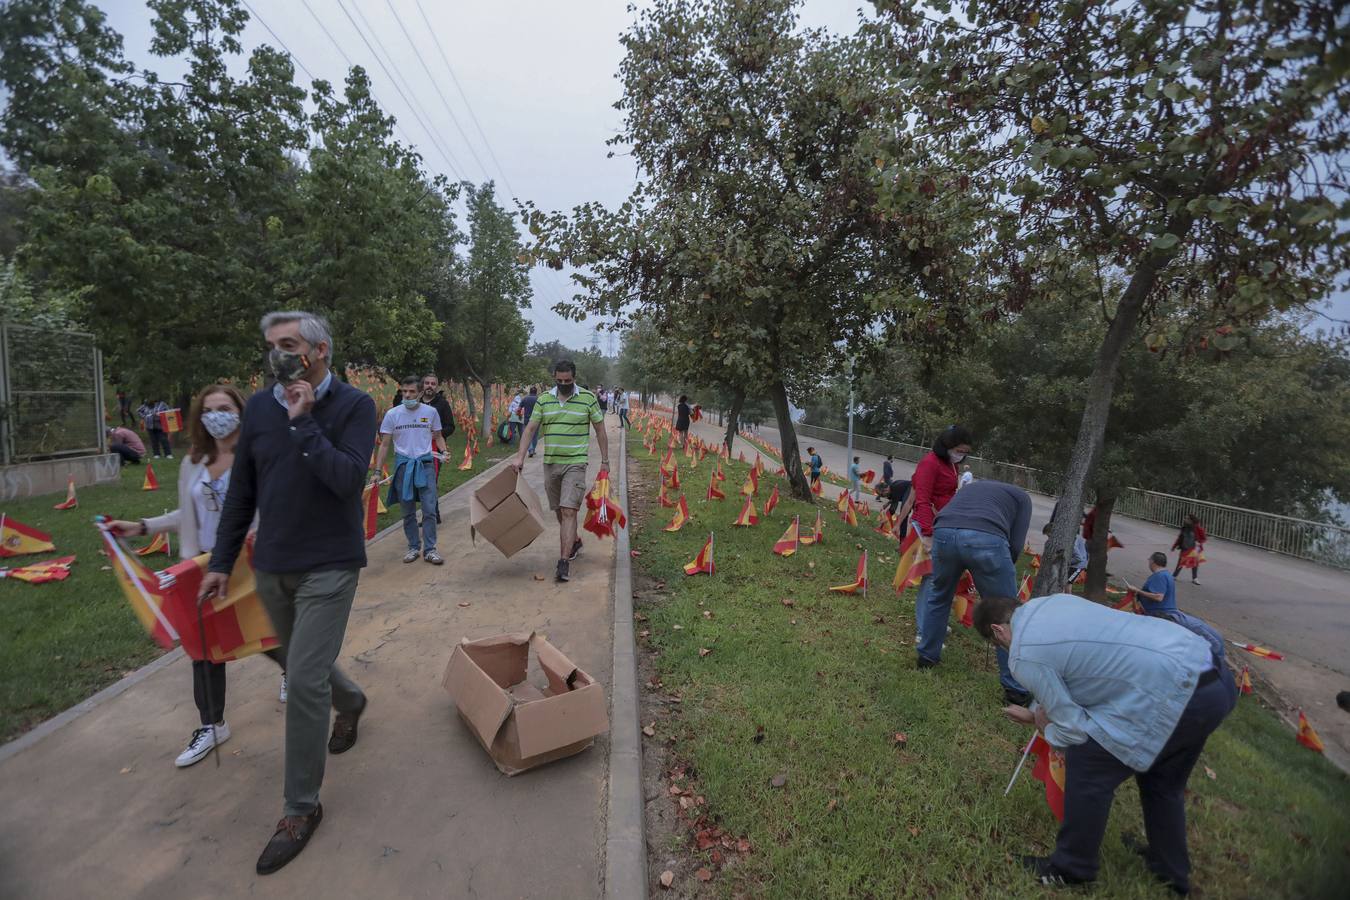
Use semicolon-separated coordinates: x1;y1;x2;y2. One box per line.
512;682;609;758
461;632;532;688
445;646;514;746
475;462;522;512
532;633;581;694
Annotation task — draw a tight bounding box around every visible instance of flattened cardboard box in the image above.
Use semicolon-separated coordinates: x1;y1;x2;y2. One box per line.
443;631;609;776
470;461;545;558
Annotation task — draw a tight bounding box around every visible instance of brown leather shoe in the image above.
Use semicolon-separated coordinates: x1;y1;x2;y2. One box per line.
328;695;367;754
256;804;323;875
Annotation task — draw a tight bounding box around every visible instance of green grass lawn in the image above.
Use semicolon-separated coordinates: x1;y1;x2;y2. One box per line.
0;419;501;743
627;432;1350;898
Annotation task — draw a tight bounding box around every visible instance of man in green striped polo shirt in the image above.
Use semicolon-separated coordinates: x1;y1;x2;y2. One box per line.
512;359;610;582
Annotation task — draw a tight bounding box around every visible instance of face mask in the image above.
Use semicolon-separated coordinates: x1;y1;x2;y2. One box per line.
948;451;967;464
556;381;575;396
402;397;420;410
268;347;311;384
201;410;240;439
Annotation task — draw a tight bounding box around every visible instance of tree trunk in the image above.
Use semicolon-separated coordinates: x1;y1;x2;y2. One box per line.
463;381;477;424
768;379;811;499
1034;230;1185;595
723;388;745;454
1084;490;1116;601
479;381;493;441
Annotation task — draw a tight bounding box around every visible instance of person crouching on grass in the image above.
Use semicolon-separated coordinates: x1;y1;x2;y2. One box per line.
974;592;1236;895
373;376;448;565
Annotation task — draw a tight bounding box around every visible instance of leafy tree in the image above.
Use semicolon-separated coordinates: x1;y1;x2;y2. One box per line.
871;0;1350;591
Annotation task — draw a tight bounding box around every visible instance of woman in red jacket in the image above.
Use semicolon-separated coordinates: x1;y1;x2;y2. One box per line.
896;425;972;548
1171;513;1207;585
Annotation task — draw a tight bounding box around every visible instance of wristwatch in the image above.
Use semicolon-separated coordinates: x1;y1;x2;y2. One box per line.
138;519;149;536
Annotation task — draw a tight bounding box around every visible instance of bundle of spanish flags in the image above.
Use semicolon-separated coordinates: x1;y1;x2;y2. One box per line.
0;554;75;583
101;524;279;662
892;523;930;594
583;469;627;539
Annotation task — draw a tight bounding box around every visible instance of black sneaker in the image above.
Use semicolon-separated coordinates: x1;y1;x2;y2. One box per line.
556;559;570;582
1019;855;1091;887
1004;688;1033;706
916;656;939;670
569;539;583;561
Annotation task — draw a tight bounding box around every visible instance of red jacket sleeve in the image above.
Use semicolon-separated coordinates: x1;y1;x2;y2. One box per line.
1195;524;1207;544
912;454;938;536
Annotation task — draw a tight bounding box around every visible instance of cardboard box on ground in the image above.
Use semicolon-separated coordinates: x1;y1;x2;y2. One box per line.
470;462;546;558
444;632;609;775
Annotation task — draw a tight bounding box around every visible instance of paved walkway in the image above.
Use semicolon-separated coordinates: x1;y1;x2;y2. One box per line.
0;425;620;899
692;417;1350;768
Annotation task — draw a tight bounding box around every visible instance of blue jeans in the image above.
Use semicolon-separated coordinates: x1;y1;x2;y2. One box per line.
916;527;1027;694
528;426;540;455
400;482;439;553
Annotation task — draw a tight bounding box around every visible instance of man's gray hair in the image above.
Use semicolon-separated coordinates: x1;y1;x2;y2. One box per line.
260;311;334;361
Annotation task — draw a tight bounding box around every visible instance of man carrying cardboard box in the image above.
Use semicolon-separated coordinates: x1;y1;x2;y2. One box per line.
511;359;609;583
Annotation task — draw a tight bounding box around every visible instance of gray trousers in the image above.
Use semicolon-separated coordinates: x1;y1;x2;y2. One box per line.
256;568;365;817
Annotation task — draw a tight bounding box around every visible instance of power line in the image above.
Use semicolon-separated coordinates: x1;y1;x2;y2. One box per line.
240;0;315;83
331;0;467;181
413;0;518;198
384;0;493;184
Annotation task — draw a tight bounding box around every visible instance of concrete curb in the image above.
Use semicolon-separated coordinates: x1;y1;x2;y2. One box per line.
0;466;500;765
605;429;647;900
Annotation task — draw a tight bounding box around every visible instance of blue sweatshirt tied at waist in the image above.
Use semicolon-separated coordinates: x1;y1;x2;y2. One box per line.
388;452;435;505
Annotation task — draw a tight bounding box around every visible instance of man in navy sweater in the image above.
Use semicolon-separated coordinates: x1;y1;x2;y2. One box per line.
200;311;376;875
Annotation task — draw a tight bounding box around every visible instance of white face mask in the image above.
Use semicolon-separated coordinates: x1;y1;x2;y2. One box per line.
201;410;240;439
948;451;967;464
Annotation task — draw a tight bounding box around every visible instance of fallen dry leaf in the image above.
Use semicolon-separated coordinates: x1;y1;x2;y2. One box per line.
668;785;684;796
826;798;838;812
118;766;133;775
643;723;656;737
695;867;713;882
679;796;694;809
790;618;798;625
698;647;713;658
532;574;546;581
736;838;751;853
892;732;908;749
1205;766;1217;780
908;825;921;837
659;870;674;889
457;602;471;608
673;624;684;630
703;610;713;619
770;772;788;788
710;849;724;865
781;597;795;607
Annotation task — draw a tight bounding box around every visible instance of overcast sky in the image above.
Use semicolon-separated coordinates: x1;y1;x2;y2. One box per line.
90;0;875;352
53;2;1350;345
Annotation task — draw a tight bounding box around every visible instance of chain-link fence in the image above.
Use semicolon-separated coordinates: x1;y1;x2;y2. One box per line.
794;422;1350;570
0;323;105;464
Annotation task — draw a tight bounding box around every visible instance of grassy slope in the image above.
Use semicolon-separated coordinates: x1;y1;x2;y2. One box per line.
628;431;1350;899
0;402;501;742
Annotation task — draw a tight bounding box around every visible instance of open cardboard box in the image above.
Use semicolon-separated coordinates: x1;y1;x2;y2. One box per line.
469;462;546;558
443;631;609;776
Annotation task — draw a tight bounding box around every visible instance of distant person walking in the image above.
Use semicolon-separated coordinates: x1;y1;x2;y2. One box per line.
373;376;448;566
849;456;862;502
615;387;631;428
138;397;173;459
521;386;541;457
106;425;144;465
597;384;609;418
674;395;692;447
507;388;526;443
807;446;823;489
1171;514;1206;585
882;454;894;486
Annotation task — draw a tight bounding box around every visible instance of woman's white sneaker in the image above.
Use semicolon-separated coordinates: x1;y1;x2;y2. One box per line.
176;722;230;768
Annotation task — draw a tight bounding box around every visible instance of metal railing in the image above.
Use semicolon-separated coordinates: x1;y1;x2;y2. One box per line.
0;323;106;465
794;422;1350;570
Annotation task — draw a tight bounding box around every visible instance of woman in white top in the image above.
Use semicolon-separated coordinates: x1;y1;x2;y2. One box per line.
107;385;286;767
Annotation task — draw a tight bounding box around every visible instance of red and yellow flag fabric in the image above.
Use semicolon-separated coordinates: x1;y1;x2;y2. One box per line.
740;467;758;496
892;525;931;594
1231;641;1283;660
583;469;627;539
861;469;876;485
738;451;746;463
362;482;380;540
0;554;75;584
952;571;977;628
836;490;851;513
830;550;868;595
0;514;56;558
733;495;759;527
1178;545;1206;569
874;511;897;539
1017;574;1033;603
843;500;858;528
763;485;780;516
659;484;677;508
713;461;726;482
1107;534;1124;549
665;463;681;490
135;531;171;557
683;533;715;576
1296;710;1324;752
799;509;823;545
1028;553;1041;571
1030;734;1067;821
53;476;78;510
706;472;726;501
142;464;160;491
773;516;800;557
664;495;691;533
158;408;184;433
1111;590;1142;615
1238;666;1252;695
811;478;823;496
458;441;474;471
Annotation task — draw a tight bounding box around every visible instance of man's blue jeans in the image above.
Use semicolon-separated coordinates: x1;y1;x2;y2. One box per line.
916;527;1027;694
401;482;439;553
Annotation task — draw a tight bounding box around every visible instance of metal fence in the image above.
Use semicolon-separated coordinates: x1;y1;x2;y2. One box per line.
794;422;1350;570
0;323;106;465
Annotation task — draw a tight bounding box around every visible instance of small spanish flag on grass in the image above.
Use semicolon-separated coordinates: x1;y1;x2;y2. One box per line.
829;550;868;595
135;531;171;557
1296;709;1324;753
1230;641;1283;660
763;485;780;516
1238;666;1252;695
683;533;714;576
773;516;799;557
732;495;758;527
0;514;56;557
53;476;78;510
142;464;160;491
664;495;690;533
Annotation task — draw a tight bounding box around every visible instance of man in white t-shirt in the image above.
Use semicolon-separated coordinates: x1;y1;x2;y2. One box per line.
373;376;448;564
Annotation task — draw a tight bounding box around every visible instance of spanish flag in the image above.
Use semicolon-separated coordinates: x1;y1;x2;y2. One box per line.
53;475;78;510
799;509;823;546
0;554;75;584
1017;574;1033;603
1111;590;1141;614
952;571;976;628
135;531;171;557
1238;666;1252;696
158;408;184;433
810;478;822;496
142;464;159;491
1296;709;1324;753
860;469;876;485
665;463;681;490
740;468;758;496
892;525;930;594
1230;641;1283;660
836;490;851;513
705;472;726;501
733;495;759;527
1178;545;1205;569
1107;534;1124;549
0;514;56;557
664;495;690;533
763;485;780;516
829;550;868;595
583;469;627;539
773;516;800;557
1029;734;1067;821
1028;553;1041;571
683;533;715;576
738;450;746;463
458;441;474;471
874;511;896;538
362;482;380;540
843;501;858;528
713;462;726;483
146;548;279;662
659;484;677;508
